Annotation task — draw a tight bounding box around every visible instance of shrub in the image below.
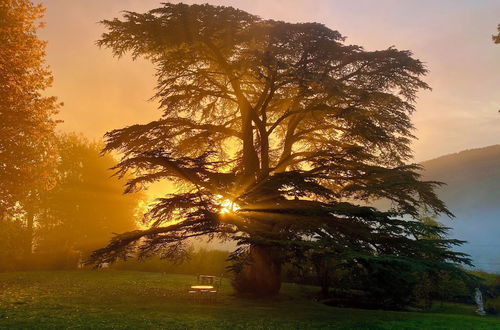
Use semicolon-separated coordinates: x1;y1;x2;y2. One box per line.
485;296;500;315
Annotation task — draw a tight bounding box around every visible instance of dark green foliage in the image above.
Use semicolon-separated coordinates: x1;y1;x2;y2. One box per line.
413;271;474;308
296;212;472;308
89;3;471;299
486;297;500;315
478;273;500;315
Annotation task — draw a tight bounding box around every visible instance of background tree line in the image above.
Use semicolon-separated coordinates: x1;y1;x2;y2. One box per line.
0;133;143;271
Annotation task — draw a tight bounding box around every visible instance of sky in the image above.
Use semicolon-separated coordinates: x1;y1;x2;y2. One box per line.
39;0;500;162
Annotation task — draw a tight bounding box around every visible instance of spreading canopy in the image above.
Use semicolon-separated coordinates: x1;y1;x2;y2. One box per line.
89;4;468;289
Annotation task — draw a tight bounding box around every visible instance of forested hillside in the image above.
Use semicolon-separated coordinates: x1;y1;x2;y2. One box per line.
421;145;500;273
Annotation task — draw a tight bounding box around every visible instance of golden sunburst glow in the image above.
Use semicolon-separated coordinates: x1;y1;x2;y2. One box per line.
216;195;240;214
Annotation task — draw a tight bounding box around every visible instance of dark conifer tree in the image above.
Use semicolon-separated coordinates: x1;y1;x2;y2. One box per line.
89;3;470;297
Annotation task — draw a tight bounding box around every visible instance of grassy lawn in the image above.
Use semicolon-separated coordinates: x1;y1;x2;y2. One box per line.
0;271;498;329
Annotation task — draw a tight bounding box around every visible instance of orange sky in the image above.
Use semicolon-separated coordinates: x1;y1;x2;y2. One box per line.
39;0;500;162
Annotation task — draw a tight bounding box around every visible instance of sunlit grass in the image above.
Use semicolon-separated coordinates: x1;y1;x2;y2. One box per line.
0;271;498;329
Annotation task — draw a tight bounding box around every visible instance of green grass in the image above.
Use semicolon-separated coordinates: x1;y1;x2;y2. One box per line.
0;271;498;329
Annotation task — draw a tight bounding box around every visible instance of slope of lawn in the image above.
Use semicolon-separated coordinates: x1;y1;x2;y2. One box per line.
0;271;498;329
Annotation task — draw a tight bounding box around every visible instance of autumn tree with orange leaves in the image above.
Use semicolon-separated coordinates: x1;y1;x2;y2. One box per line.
0;0;60;258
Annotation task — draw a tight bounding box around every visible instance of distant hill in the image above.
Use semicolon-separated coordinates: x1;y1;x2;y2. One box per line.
421;145;500;273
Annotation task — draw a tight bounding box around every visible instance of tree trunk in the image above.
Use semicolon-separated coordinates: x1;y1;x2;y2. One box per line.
234;245;282;297
241;109;260;178
319;270;330;298
314;257;331;298
25;210;34;256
